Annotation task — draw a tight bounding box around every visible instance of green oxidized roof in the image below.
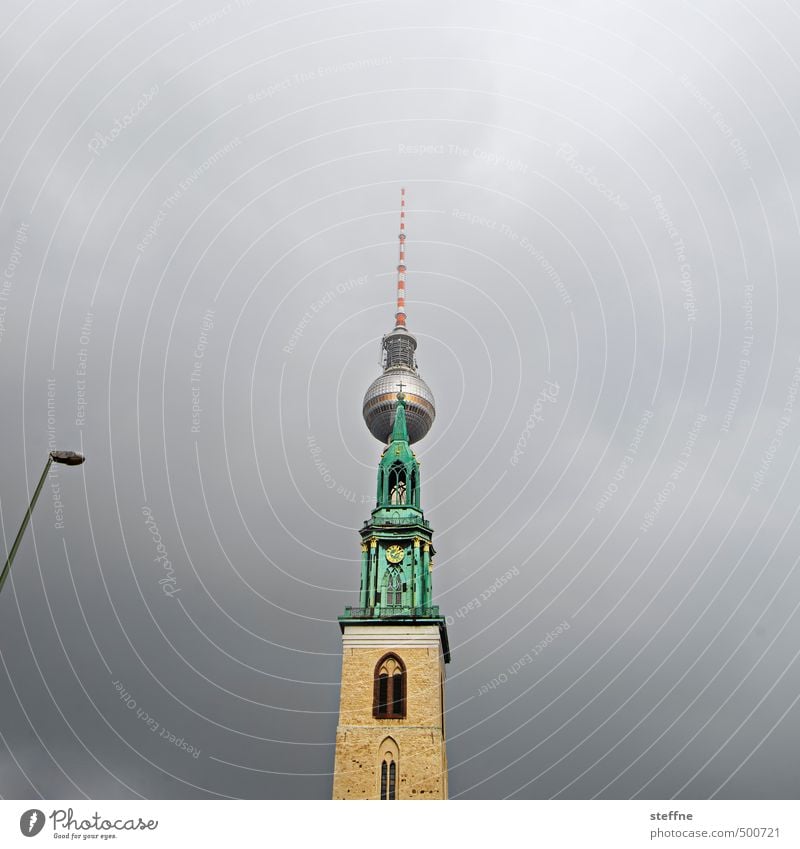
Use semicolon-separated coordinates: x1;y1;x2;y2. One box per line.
379;392;416;465
341;391;448;660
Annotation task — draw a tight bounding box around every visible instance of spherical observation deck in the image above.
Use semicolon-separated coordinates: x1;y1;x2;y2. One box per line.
362;368;435;444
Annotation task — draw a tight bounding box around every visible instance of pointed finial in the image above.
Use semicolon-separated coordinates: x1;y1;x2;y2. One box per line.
390;388;409;443
395;187;407;329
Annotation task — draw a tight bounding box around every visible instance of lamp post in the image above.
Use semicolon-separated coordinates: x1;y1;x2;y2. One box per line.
0;451;86;596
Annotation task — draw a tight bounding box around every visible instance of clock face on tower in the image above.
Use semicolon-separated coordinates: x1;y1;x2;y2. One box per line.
386;544;404;563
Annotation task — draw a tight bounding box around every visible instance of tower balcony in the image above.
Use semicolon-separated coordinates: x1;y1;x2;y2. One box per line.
340;605;441;620
363;515;430;529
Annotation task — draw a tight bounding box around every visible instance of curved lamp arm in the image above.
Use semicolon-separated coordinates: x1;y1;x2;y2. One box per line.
0;451;85;596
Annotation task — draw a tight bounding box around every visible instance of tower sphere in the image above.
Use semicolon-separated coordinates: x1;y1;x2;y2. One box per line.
362;366;435;444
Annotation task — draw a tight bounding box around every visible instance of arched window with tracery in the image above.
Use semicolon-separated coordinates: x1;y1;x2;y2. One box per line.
388;462;407;505
377;737;399;800
373;653;406;719
383;566;403;608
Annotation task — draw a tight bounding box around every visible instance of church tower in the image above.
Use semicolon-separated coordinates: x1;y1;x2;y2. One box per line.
332;190;450;800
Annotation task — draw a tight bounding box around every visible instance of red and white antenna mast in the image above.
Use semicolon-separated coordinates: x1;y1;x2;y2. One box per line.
395;187;407;329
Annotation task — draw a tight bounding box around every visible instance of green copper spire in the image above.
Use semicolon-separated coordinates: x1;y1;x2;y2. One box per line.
340;391;449;660
376;391;420;509
391;391;409;443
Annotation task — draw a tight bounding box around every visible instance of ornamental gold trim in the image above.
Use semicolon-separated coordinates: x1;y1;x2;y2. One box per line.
372;391;430;408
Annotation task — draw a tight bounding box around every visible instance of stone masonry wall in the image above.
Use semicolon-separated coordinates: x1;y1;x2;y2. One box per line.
332;637;447;799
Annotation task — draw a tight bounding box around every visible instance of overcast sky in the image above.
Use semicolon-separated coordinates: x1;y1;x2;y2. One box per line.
1;0;799;800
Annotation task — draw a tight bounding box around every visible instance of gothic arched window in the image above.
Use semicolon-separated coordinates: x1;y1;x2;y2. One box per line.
384;566;402;607
388;463;407;505
377;737;399;800
374;653;406;719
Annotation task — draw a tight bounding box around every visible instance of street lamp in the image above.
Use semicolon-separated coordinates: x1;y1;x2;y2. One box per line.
0;451;86;595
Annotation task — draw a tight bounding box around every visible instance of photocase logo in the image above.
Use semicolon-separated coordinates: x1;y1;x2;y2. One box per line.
15;807;159;837
19;809;45;837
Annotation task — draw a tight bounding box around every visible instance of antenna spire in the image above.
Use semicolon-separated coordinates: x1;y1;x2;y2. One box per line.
395;187;407;329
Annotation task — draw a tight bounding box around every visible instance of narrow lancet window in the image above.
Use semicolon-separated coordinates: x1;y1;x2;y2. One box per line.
373;654;406;718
